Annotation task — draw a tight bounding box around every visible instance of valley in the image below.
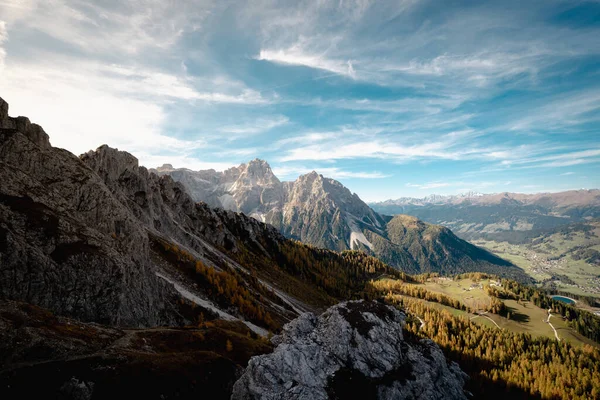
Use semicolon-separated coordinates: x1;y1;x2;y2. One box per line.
368;273;600;399
371;193;600;300
372;275;597;347
473;220;600;300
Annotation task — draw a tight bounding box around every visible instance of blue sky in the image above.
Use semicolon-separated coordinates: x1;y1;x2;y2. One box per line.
0;0;599;201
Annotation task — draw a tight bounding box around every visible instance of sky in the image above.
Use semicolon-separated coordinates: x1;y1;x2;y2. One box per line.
0;0;599;202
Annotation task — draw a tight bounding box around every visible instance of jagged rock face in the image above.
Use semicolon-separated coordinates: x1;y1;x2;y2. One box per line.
154;159;285;222
280;171;386;251
0;98;180;327
232;301;468;400
82;147;286;262
154;163;386;252
0;96;298;328
0;97;50;149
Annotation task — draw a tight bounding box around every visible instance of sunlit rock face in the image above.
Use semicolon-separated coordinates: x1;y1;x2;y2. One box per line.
232;300;468;400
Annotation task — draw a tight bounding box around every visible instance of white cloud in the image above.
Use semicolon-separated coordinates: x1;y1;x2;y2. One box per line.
384;52;540;87
102;64;267;104
509;90;600;132
219;116;289;135
0;0;213;56
0;56;267;160
501;149;600;168
257;47;357;78
272;165;389;180
0;20;6;71
406;182;451;190
277;131;511;163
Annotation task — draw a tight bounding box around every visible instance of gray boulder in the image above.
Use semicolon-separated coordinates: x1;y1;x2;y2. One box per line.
232;300;468;400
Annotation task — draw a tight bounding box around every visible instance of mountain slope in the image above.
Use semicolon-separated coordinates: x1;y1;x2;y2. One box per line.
0;96;402;333
366;215;516;276
156;162;526;279
0;94;474;399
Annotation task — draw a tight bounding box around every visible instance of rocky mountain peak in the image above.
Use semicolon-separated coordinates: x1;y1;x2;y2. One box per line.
232;300;468;400
239;158;278;183
0;97;50;149
81;145;140;183
0;97;8;120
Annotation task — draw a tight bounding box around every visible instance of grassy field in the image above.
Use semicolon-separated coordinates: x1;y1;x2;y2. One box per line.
474;230;600;299
379;277;598;347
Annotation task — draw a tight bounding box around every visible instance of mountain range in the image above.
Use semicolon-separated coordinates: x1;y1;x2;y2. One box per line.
369;190;600;240
0;95;469;398
153;162;525;278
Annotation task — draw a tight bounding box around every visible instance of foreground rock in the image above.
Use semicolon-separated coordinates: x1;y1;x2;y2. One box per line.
232;300;468;400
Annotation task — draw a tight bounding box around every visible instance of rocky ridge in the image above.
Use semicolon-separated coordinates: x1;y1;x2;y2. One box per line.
0;96;306;329
153;162;386;252
232;300;468;400
0;99;180;327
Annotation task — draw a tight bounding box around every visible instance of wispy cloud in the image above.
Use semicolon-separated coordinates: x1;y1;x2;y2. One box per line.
219;116;289;136
257;48;356;78
0;20;6;72
272;165;390;180
501;149;600;168
508;90;600;133
0;0;213;55
103;64;268;104
0;57;272;174
406;182;451;190
276;126;524;164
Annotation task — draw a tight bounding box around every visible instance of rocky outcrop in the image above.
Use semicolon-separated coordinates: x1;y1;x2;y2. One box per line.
0;97;180;327
278;170;386;251
232;301;468;400
153;159;285;222
0;97;50;149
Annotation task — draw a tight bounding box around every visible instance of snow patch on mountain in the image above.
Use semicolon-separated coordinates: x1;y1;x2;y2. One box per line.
156;272;268;336
347;216;374;251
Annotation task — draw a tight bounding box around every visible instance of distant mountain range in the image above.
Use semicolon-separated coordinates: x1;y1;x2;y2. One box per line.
154;162;525;279
372;190;600;208
369;190;600;240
